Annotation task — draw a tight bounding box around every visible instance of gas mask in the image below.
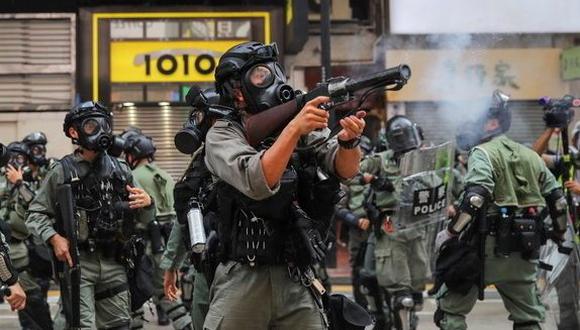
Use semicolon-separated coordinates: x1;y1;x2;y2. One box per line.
75;116;113;152
28;144;47;166
241;61;294;113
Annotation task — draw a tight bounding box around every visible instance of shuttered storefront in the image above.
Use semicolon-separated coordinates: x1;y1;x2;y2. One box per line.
113;105;192;180
0;15;75;109
404;101;545;146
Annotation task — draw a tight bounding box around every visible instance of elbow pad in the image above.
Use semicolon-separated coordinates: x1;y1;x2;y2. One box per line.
334;208;360;228
448;185;490;235
0;247;18;286
545;188;568;234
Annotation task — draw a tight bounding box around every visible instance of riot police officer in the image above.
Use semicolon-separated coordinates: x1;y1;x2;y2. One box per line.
162;87;222;330
0;231;27;311
0;141;53;329
22;132;55;304
124;133;193;330
202;41;365;329
434;90;562;330
26;101;154;330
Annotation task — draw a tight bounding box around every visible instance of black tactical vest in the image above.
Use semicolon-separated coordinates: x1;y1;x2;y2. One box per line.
59;153;134;241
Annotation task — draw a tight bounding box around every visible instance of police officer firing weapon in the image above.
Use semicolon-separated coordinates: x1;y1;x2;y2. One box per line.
26;101;155;330
202;41;367;329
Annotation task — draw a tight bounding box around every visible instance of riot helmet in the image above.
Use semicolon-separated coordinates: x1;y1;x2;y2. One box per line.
124;134;156;169
7;141;30;169
385;115;422;154
455;89;511;151
108;126;142;158
64;101;113;152
0;143;9;168
215;41;294;113
22;131;48;166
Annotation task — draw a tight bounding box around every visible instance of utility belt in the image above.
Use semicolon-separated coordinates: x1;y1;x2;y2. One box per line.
487;212;544;260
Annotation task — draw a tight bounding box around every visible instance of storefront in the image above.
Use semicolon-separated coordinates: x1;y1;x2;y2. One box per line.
385;48;570;145
79;7;284;178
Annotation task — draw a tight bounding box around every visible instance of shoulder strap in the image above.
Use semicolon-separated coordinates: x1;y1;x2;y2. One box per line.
58;154;80;185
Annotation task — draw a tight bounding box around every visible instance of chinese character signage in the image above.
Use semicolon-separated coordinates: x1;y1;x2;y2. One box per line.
412;184;447;216
385;48;569;101
561;47;580;81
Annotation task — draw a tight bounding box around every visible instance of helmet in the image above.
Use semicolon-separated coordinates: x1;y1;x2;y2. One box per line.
385;115;422;154
124;134;156;168
487;89;511;133
7;141;30;168
215;41;294;113
64;101;113;151
108;126;143;158
22;132;47;146
22;132;48;166
455;89;511;151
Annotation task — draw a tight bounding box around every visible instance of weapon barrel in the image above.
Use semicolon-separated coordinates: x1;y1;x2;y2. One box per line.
56;184;81;328
344;64;411;95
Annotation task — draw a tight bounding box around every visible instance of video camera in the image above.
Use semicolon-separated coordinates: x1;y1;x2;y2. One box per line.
539;95;580;128
0;143;9;167
174;85;233;154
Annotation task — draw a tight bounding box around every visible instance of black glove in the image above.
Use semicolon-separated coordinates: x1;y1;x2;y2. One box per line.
370;177;395;192
292;205;327;264
543;108;573;128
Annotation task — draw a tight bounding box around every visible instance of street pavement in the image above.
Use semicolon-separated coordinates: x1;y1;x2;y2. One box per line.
0;287;559;329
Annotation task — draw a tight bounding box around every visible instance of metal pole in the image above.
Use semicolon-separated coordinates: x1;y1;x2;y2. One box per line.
320;0;334;126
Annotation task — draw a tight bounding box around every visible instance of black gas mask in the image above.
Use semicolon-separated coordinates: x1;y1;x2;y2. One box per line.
28;144;47;166
175;85;233;154
76;116;113;151
241;61;294;113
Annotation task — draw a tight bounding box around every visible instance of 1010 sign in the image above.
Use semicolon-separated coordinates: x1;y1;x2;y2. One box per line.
144;53;216;76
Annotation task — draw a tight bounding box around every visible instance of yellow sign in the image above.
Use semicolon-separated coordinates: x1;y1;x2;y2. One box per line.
92;11;271;99
110;40;243;83
386;48;569;101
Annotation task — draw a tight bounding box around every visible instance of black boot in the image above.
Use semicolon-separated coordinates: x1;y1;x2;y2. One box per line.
157;304;170;326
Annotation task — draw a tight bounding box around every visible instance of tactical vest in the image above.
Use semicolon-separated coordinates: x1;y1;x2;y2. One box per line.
59;153;134;243
474;135;546;208
215;134;341;266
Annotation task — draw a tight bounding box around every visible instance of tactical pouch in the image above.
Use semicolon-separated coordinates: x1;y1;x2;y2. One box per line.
432;237;480;296
512;218;541;259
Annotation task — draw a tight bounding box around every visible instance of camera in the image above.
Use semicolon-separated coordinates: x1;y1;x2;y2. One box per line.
174;85;233;154
0;143;9;168
539;95;579;128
